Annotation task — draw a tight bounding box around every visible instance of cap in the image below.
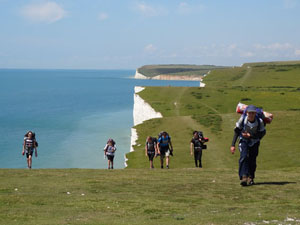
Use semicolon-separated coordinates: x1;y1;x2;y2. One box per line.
247;105;257;112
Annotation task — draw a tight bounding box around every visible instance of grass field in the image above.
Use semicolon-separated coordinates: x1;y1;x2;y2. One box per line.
1;169;300;225
1;61;300;225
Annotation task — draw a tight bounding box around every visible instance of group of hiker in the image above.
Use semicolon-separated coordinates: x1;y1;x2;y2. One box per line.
22;104;269;186
145;132;174;169
145;131;209;169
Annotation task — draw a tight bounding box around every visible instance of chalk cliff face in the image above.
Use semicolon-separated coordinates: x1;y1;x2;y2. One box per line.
134;70;149;79
125;86;163;167
151;75;202;81
133;86;162;126
134;70;202;81
134;69;208;87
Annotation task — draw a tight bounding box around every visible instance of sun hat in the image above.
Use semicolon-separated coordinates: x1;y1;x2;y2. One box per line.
247;105;257;112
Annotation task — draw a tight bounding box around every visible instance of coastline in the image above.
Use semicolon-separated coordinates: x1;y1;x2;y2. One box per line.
134;69;207;87
134;70;149;79
125;86;163;167
125;69;209;167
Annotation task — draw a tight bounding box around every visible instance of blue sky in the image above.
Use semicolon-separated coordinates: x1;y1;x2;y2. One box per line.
0;0;300;69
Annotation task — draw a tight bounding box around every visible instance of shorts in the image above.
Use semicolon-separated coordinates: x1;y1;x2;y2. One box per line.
147;152;155;161
107;155;114;161
160;146;170;159
26;149;33;158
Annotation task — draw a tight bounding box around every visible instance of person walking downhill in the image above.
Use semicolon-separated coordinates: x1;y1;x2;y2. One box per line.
145;136;158;169
157;132;173;169
104;139;116;169
231;105;266;186
22;131;38;169
190;131;205;168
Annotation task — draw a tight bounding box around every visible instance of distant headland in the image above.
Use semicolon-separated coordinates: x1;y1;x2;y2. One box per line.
134;64;227;81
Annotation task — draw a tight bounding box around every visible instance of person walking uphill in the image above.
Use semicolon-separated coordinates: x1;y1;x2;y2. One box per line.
22;131;38;169
190;131;204;168
157;132;173;169
104;139;116;169
231;105;266;186
145;136;158;169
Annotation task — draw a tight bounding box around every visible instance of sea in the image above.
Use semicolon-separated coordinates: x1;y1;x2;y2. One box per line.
0;69;199;169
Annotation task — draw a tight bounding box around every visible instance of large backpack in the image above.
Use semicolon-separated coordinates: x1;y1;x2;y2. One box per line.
24;131;38;147
236;102;273;125
106;138;116;146
158;131;169;138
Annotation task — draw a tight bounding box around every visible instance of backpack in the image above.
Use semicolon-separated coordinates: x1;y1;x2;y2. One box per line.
158;131;169;138
158;131;170;143
198;131;204;139
24;132;38;147
236;102;273;125
106;138;116;146
196;131;209;149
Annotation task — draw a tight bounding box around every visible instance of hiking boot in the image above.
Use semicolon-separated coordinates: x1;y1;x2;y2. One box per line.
240;176;248;186
247;177;255;186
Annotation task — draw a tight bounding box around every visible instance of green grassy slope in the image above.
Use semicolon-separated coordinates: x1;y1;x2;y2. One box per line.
127;62;300;170
137;64;226;78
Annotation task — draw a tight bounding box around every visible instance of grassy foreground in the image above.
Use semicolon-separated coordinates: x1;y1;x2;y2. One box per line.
1;168;300;225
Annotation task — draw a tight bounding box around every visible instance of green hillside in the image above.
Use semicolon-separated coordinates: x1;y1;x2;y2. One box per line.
127;61;300;170
137;64;227;78
1;61;300;225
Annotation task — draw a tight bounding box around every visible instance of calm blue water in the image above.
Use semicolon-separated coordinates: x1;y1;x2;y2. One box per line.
0;69;199;169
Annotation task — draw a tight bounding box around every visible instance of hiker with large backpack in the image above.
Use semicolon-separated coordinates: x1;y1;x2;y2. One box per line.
190;131;209;168
145;136;158;169
157;131;173;169
22;131;38;169
104;139;116;169
230;105;266;186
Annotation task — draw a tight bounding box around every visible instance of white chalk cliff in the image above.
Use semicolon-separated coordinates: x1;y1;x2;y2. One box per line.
134;69;209;87
134;70;149;79
133;86;162;126
125;86;163;167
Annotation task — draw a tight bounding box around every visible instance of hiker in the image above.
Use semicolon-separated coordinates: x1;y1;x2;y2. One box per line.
157;132;173;169
231;105;266;186
190;131;205;168
145;136;158;169
22;131;38;169
104;139;116;169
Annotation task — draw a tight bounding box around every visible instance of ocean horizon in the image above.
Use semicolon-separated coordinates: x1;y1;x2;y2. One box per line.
0;69;199;169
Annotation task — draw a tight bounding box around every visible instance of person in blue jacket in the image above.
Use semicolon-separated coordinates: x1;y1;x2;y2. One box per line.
157;132;173;169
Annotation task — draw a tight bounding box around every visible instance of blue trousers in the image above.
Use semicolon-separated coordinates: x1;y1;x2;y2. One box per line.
238;141;259;180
